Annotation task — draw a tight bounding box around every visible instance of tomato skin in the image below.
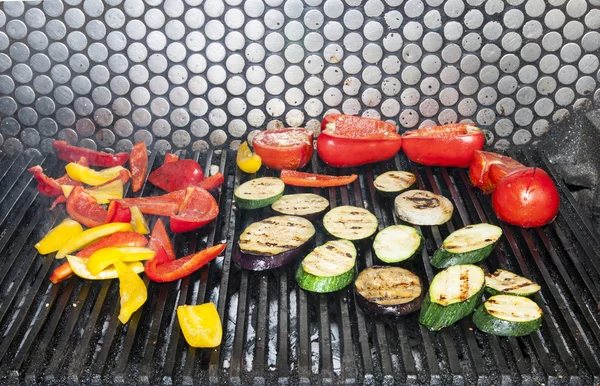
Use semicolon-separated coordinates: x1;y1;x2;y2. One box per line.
148;160;204;192
469;151;525;194
492;168;560;228
170;187;219;233
317;115;402;167
252;128;314;170
402;124;485;167
130;142;148;193
66;186;108;228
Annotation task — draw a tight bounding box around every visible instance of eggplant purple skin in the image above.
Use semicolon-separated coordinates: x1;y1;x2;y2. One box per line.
233;237;315;271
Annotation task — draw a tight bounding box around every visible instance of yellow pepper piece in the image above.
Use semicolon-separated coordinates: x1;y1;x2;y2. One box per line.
61;179;124;204
177;303;222;348
115;261;147;324
66;255;144;280
129;206;150;235
35;218;83;255
87;247;156;276
65;163;127;186
56;222;134;259
236;141;262;174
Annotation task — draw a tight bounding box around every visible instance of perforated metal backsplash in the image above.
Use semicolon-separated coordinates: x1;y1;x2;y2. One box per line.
0;0;599;155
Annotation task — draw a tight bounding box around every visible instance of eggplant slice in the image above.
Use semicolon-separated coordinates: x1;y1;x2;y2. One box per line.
271;193;330;220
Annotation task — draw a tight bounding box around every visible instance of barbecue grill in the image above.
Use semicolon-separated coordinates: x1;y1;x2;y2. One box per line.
0;146;598;385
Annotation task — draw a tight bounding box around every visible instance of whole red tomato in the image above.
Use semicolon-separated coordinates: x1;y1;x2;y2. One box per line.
252;128;314;170
492;167;560;228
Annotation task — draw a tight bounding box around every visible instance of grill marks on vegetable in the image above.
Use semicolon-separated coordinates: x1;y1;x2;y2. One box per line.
484;295;542;323
394;190;454;226
302;240;356;277
373;171;416;196
485;269;541;296
239;216;315;256
355;267;422;306
323;206;378;241
430;265;485;307
271;193;330;217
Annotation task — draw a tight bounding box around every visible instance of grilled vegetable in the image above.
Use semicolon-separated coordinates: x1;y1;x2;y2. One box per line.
271;193;330;220
485;269;541;297
280;170;358;188
431;223;502;268
373;171;416;197
235;216;315;270
323;206;378;241
419;264;485;331
56;222;134;259
472;295;543;336
355;266;424;316
296;240;356;293
236;141;262;174
394;190;454;226
115;261;147;324
35;218;84;255
373;225;422;264
66;255;144;280
234;177;285;210
177;303;223;348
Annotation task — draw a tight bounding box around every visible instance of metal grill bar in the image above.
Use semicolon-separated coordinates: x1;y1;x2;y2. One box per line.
0;149;598;385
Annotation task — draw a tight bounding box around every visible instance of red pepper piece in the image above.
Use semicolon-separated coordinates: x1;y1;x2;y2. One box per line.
164;153;179;163
53;140;129;167
28;166;83;197
106;201;132;224
49;195;67;210
148;219;175;261
115;189;187;216
280;170;357;187
145;243;226;282
130;142;148;193
66;186;108;228
170;187;219;233
148;159;205;192
49;231;148;284
197;173;225;191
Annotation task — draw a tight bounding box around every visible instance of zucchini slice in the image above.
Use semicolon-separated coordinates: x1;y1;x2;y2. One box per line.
373;225;422;264
238;216;315;256
473;295;543;336
271;193;330;220
323;206;378;241
355;266;424;316
296;264;355;293
302;239;356;277
419;264;485;331
431;223;502;268
485;269;541;297
394;190;454;226
234;177;285;209
374;171;416;197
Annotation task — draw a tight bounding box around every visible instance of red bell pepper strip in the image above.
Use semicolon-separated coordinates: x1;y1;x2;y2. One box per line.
280;170;358;187
106;201;132;224
148;159;204;192
53;140;129;167
144;243;226;282
401;123;485;168
164;153;179;163
317;114;403;167
28;166;83;197
170;187;219;233
49;231;148;284
198;173;225;191
49;195;67;210
130;142;148;193
115;189;187;216
66;186;108;228
469;150;526;194
148;219;176;261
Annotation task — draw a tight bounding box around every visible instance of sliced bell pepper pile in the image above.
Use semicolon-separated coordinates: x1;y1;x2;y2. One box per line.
148;219;176;261
56;222;134;259
236;141;262;174
130;142;148;193
35;218;83;255
115;261;148;324
66;186;108;228
28;166;82;197
66;255;144;280
148;159;204;192
177;303;222;348
280;170;358;188
144;243;226;282
62;177;124;205
115;190;187;216
65;163;129;186
53;140;129;167
87;246;156;276
170;187;219;233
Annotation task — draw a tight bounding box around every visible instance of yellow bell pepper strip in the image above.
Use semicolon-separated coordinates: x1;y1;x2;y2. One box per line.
55;222;134;259
35;218;83;255
87;247;155;276
129;206;150;234
61;178;124;204
66;255;144;280
236;141;262;174
177;303;222;348
65;163;128;186
115;261;147;324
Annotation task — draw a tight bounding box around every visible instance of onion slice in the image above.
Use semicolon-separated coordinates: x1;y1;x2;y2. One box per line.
394;189;454;225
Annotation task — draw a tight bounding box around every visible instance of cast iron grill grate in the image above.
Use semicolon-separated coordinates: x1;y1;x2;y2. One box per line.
0;147;598;385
